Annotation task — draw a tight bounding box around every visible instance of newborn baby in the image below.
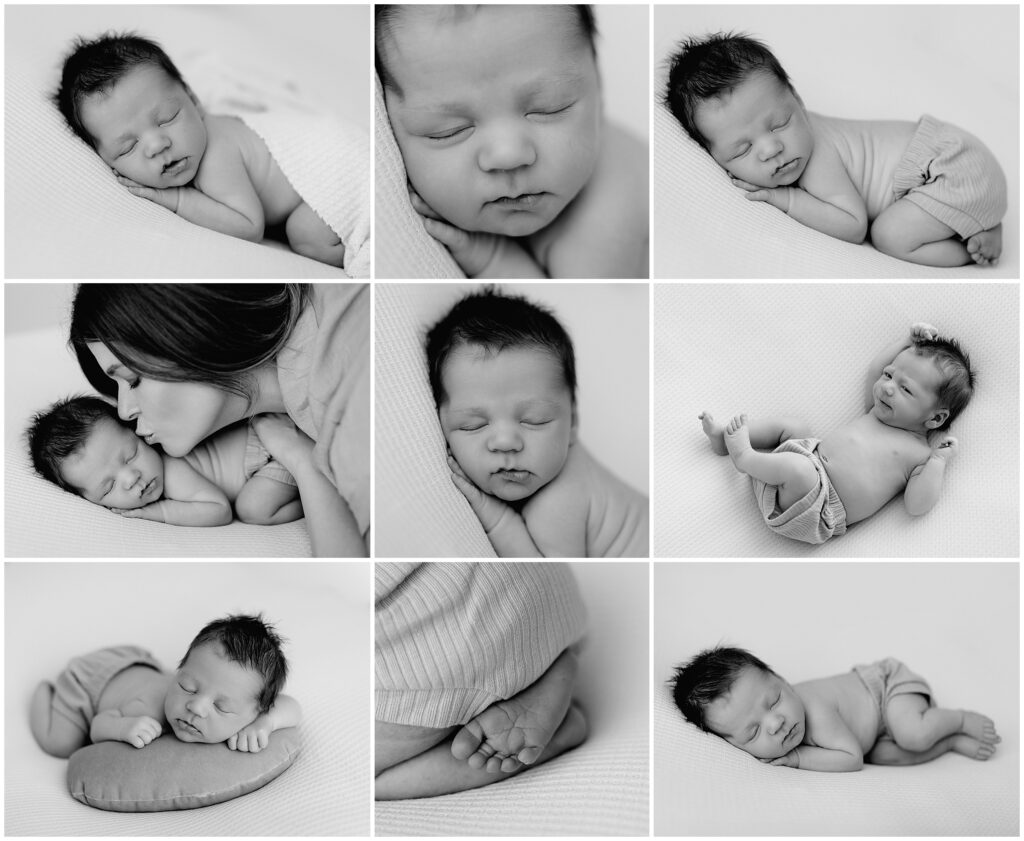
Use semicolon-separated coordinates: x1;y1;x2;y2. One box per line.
427;290;649;557
700;323;972;544
55;32;345;266
28;395;302;526
672;647;1000;770
666;33;1006;267
377;4;648;278
31;614;302;757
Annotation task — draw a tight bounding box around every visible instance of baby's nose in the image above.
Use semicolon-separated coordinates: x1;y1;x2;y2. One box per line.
144;131;171;157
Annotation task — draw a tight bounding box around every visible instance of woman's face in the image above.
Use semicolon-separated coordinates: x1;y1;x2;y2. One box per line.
87;342;248;457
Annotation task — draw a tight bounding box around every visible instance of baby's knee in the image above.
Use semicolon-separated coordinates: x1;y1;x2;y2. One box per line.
870;217;909;258
30;682;86;758
234;494;276;525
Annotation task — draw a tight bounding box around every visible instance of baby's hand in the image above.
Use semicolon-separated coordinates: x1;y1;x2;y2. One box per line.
911;322;939;342
121;715;162;749
730;176;791;212
931;433;959;462
448;454;513;534
114;170;180;213
228;717;272;753
761;749;799;768
409;187;499;276
252;413;313;474
110;504;166;522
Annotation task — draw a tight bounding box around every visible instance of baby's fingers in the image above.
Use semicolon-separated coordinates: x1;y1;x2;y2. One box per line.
408;188;442;221
227;734;238;751
742;189;772;203
730;176;761;192
423;216;470;250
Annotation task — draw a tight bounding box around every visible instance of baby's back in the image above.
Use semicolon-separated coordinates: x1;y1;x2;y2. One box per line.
811;114;917;220
97;665;169;720
201;115;302;225
182;424;250;501
797;670;880;754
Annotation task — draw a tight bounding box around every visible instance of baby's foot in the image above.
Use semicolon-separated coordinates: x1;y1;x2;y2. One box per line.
723;414;753;467
959;710;1000;744
966;224;1002;266
951;734;997;761
451;693;568;773
699;411;728;455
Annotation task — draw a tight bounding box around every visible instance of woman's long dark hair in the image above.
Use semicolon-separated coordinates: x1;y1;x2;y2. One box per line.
70;284;309;404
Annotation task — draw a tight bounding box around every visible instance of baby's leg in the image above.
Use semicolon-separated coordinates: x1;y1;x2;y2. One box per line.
234;476;303;525
966;223;1002;266
451;647;577;773
886;694;1000;754
375;703;586;800
30;681;89;758
723;415;818;510
375;720;457;776
699;412;810;456
870;200;970;267
285;202;346;268
866;733;996;764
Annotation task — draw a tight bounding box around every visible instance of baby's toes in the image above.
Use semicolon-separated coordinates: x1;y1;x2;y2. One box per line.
484;754;506;774
499;755;524;773
517;745;543;765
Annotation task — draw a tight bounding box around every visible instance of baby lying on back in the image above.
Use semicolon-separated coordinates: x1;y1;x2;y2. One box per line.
666;33;1006;267
56;32;345;266
29;395;302;526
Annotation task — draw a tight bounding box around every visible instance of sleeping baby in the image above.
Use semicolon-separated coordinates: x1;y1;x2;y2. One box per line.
55;32;345;266
28;395;302;527
671;647;1000;770
376;4;648;278
666;33;1006;267
31;614;302;757
427;290;649;557
699;323;972;544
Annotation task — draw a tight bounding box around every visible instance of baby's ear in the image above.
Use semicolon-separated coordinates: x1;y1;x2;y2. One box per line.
925;408;950;430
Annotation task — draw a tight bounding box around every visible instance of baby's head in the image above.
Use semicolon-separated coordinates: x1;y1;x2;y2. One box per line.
426;289;577;503
670;646;805;760
376;4;601;237
665;32;812;188
871;336;974;433
27;395;164;509
165;614;288;744
55;32;206;188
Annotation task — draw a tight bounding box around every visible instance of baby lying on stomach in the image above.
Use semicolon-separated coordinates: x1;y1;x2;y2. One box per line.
29;395;302;526
666;33;1006;267
56;32;345;266
672;647;999;770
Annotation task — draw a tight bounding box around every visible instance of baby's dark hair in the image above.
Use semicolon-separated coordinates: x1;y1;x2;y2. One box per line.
670;646;775;731
375;4;597;95
54;31;188;148
27;394;126;493
180;614;288;714
425;289;577;409
664;32;796;151
912;336;975;430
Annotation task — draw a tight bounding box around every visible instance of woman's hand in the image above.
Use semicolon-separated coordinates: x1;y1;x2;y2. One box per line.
252;413;314;474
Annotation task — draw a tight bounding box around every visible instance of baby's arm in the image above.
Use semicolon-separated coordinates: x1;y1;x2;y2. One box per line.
863;323;937;409
114;456;232;526
90;693;164;749
904;434;958;515
251;414;367;557
733;137;867;244
448;456;543;557
227;694;302;753
409;190;546;278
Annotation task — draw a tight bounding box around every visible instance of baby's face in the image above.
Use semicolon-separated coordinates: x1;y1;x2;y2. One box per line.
704;666;806;760
164;642;262;744
694;70;813;189
60;417;164;509
382;5;602;237
79;63;207;189
439;344;574;502
871;348;946;432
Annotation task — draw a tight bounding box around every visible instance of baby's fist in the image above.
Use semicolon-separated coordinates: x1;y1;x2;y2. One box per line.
931;434;959;462
228;719;272;753
122;715;162;748
911;322;939;342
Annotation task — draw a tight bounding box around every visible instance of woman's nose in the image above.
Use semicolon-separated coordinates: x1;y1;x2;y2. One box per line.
478;123;537;172
116;382;139;421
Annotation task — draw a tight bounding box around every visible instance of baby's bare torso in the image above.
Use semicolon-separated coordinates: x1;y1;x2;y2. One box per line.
808;113;917;220
797;671;881;754
195;115;301;225
524;442;649;557
817;413;931;524
97;664;170;721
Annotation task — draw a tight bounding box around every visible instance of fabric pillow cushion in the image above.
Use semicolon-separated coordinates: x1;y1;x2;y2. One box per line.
66;730;301;812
